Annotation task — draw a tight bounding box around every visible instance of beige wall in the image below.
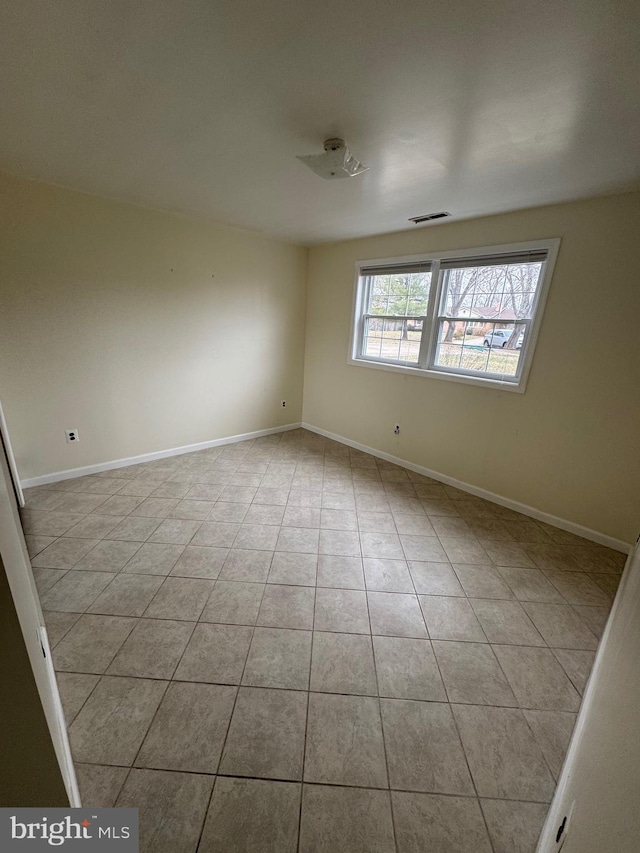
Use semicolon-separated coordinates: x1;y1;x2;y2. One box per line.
0;173;307;480
303;192;640;544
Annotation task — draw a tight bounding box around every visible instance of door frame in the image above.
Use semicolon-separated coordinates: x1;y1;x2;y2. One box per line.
0;421;80;806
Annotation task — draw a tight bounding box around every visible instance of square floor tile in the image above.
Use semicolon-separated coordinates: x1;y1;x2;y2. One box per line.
184;483;225;501
170;499;217;520
136;681;236;773
43;610;81;647
483;542;537;568
219;549;273;582
300;785;395;853
54;493;110;514
243;627;312;690
131;497;180;518
234;524;280;551
207;503;250;522
408;562;464;596
399;535;448;563
573;605;609;638
33;568;67;595
191;522;240;547
32;537;100;569
522;601;598;649
358;512;397;533
245;504;286;526
314;588;370;634
393;514;435;536
452;564;514;599
25;534;57;558
321;492;354;510
148;518;202;545
268;552;317;586
381;699;473;794
544;570;612;606
121;543;185;576
360;532;404;560
87;574;165;617
220;687;307;780
156;481;201;499
316;555;364;589
201;777;301;853
319;529;361;557
452;704;555;801
40;571;116;612
497;566;565;602
107;619;194;679
367;592;427;638
170;545;228;579
363;558;414;593
76;764;128;807
22;510;86;537
174;623;252;684
310;632;377;695
439;537;490;565
392;792;492;853
320;508;357;531
289;489;323;508
552;648;595;694
522;709;576;778
492;645;581;711
69;676;167;766
284;506;321;528
65;515;124;539
104;516;161;542
373;636;445;701
257;584;315;629
144;577;214;620
480;799;548;853
200;581;264;625
304;693;387;788
432;641;517;706
418;596;485;642
57;672;100;725
74;540;142;573
276;527;320;554
53;614;137;673
470;599;545;645
116;768;213;853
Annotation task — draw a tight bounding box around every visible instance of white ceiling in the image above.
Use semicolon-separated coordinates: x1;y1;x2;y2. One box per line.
1;0;639;244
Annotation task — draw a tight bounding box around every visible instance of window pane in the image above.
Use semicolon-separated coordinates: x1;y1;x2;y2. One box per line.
368;270;431;317
363;318;423;363
442;261;543;322
433;320;522;378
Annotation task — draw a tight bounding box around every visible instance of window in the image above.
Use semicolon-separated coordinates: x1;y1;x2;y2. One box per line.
350;239;559;391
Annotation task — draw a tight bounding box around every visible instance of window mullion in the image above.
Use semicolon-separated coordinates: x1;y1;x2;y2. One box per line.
419;260;442;369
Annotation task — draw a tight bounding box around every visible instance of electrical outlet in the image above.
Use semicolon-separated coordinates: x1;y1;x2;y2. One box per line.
281;400;287;408
393;424;401;435
65;429;79;443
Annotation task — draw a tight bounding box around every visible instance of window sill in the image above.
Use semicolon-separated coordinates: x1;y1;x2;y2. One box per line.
347;356;526;393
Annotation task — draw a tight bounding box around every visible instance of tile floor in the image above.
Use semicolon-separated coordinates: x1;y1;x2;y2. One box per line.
23;428;625;852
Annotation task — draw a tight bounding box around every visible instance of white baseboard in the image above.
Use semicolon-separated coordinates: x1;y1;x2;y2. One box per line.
21;423;303;489
302;422;632;554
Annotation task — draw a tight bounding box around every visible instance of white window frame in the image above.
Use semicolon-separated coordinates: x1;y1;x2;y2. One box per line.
348;238;560;393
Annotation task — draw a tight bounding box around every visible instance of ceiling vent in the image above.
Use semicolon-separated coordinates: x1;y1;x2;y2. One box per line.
297;138;368;180
409;211;451;224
